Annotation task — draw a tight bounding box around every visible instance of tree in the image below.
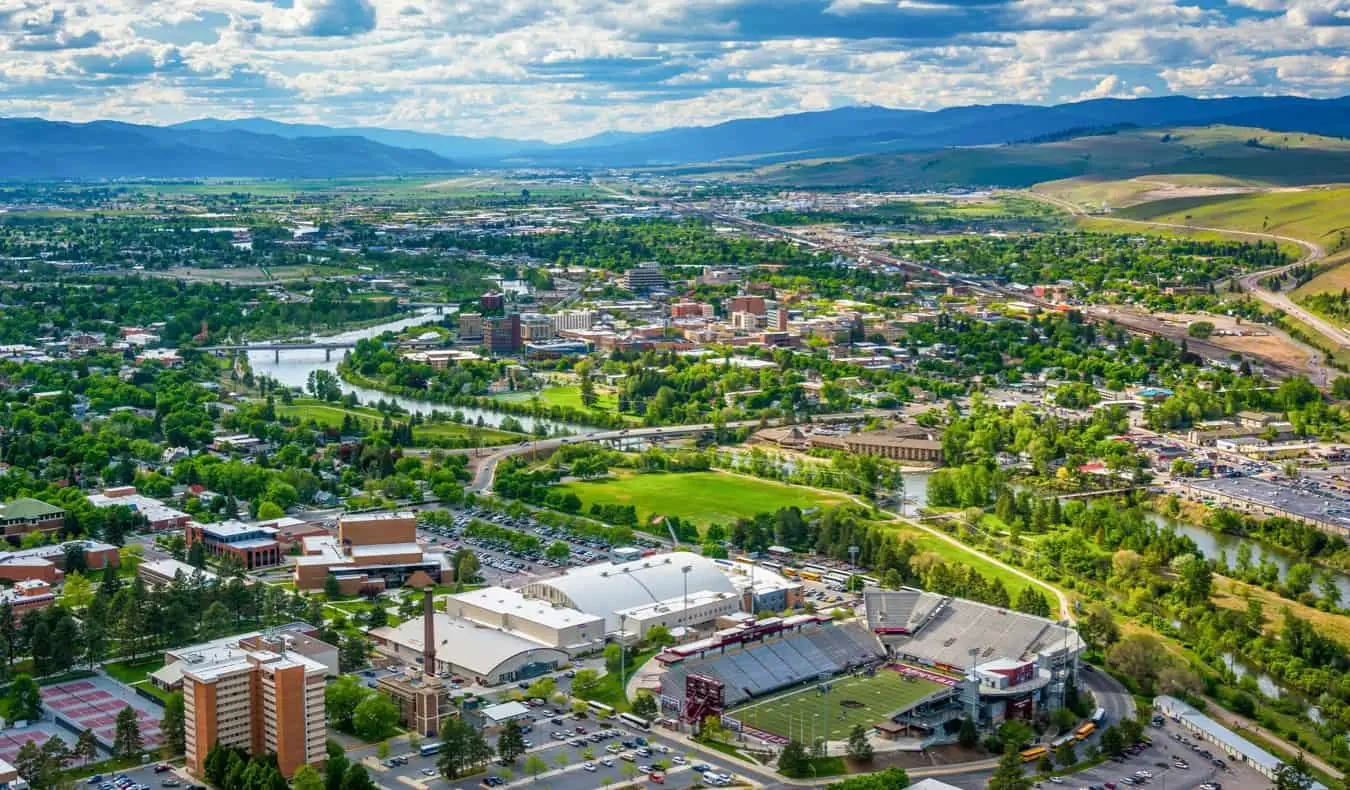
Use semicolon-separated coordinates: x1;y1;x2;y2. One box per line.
325;742;350;790
325;676;370;732
257;501;285;520
12;742;43;789
352;694;400;741
60;571;94;610
1107;634;1164;692
75;728;98;764
1274;754;1315;790
162;692;186;755
187;541;207;569
438;717;492;779
988;745;1032;790
292;765;324;790
957;716;979;748
825;769;911;789
545;541;570;563
845;724;873;763
5;674;41;721
644;624;674;648
1079;604;1120;651
523;754;548;780
376;742;391;760
324;573;342;599
455;551;481;583
1099;726;1125;756
579;376;598;409
778;739;810;778
497;719;527;764
525;676;555;700
631;691;659;720
113;704;143;758
571;668;601;698
340;635;370;673
340;764;377;790
1056;742;1077;768
604;643;623;673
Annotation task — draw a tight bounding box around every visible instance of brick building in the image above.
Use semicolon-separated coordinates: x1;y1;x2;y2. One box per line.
0;498;65;541
185;521;282;570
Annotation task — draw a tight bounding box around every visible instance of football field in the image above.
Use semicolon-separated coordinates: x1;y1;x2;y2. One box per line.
727;668;944;742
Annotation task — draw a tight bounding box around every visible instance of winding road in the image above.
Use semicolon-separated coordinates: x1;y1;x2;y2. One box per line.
1030;190;1340;383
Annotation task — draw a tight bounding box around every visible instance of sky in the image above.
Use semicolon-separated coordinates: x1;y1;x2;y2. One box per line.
0;0;1348;142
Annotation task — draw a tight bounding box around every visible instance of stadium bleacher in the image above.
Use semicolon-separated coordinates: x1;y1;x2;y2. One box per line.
661;623;885;707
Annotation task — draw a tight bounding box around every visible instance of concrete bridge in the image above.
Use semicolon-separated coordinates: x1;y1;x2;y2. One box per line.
198;338;445;361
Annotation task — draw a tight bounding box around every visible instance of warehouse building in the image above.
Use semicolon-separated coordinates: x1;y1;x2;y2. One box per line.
369;612;568;686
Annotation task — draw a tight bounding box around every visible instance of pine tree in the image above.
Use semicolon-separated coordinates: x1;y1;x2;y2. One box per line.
496;720;526;764
988;745;1032;790
162;692;186;755
112;705;143;758
845;724;873;763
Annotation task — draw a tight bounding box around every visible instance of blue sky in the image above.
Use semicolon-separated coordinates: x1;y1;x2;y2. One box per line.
0;0;1347;141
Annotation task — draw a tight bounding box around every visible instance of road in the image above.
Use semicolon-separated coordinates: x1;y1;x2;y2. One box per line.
1029;189;1341;378
455;410;900;492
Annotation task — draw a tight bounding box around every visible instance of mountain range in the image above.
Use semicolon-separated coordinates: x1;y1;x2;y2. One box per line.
4;95;1350;180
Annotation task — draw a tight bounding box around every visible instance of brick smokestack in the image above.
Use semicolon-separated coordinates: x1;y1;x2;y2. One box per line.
423;588;436;677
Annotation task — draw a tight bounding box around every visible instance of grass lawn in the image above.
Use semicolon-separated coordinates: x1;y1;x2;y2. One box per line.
494;385;619;413
580;649;658;712
880;522;1036;600
558;471;850;528
1292;248;1350;299
729;668;943;742
277;398;521;443
104;658;164;686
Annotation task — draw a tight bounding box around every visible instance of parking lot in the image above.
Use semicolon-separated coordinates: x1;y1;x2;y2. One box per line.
415;505;665;585
350;712;748;790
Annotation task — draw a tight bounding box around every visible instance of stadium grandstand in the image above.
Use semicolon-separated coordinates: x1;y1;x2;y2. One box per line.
864;587;1084;727
657;616;885;710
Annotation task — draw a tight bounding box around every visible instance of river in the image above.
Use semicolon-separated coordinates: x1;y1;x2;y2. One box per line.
1145;511;1350;603
245;308;597;436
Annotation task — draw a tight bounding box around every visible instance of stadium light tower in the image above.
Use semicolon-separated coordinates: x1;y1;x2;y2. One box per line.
681;564;692;625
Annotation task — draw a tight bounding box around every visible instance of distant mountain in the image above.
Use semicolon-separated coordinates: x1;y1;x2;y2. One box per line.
0;118;456;179
512;95;1350;168
172;118;543;162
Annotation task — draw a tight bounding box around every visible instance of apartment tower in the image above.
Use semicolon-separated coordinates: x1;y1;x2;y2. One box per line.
183;646;327;777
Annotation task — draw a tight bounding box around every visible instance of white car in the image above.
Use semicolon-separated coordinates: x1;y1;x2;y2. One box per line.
600;758;614;768
582;764;596;773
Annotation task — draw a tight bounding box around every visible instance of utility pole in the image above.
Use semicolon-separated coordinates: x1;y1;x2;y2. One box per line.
681;565;692;626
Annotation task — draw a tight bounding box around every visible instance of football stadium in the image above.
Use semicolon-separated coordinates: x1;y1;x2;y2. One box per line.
655;587;1083;746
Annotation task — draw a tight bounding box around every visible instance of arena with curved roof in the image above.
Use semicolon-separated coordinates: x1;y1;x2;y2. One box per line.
521;551;736;632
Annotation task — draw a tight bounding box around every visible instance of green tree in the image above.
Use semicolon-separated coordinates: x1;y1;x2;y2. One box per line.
324;573;342;599
438;717;492;779
340;635;369;673
112;705;143;758
631;691;659;720
5;674;41;721
292;765;324;790
957;716;979;748
60;571;95;609
497;719;527;764
162;692;186;755
523;754;548;780
845;724;874;763
1274;754;1314;790
545;541;570;563
604;643;623;673
325;675;370;732
75;728;98;764
1055;742;1076;768
340;764;377;790
352;694;400;741
644;624;674;648
988;745;1032;790
325;742;350;790
571;668;602;698
779;739;809;778
257;501;285;520
1099;725;1125;756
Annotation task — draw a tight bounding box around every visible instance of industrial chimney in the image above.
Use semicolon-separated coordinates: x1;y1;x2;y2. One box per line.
423;588;436;678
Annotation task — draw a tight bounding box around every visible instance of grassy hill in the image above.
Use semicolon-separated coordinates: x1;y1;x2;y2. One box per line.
750;125;1350;190
1111;187;1350;251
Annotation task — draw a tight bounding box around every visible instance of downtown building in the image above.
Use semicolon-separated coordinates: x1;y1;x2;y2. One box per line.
182;635;328;777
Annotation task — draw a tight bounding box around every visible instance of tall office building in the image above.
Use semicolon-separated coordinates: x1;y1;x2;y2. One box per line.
519;313;554;341
183;641;327;778
552;310;596;332
623;262;666;292
486;315;522;355
458;312;484;340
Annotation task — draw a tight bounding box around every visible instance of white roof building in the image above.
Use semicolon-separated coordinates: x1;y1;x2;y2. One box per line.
520;551;738;632
369;612;568;685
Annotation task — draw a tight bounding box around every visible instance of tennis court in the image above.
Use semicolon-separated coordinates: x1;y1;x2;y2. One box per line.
40;677;163;749
727;665;946;742
0;724;69;764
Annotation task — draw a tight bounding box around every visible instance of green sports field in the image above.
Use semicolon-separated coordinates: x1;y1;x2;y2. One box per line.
728;669;943;742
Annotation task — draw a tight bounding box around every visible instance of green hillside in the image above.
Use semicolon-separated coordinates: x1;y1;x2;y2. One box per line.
751;125;1350;190
1112;187;1350;250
